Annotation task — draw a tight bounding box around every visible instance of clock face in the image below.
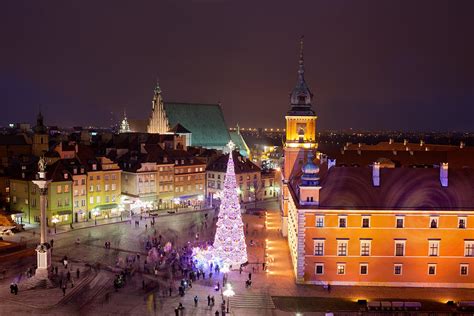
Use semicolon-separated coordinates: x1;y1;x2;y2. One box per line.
297;123;306;135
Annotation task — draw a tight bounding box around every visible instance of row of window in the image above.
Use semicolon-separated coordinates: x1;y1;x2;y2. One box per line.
13;195;116;207
315;215;469;229
175;175;204;182
175;167;204;173
89;174;117;181
89;195;116;204
89;183;117;192
73;189;86;196
315;263;470;276
313;239;474;257
73;179;86;186
175;184;204;192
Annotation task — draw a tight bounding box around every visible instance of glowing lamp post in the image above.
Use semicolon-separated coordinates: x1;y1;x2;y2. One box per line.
223;283;235;314
221;264;230;286
93;209;100;225
197;194;204;209
173;198;180;212
51;217;59;234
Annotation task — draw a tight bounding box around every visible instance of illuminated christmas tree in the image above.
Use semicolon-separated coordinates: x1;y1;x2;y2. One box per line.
212;141;248;267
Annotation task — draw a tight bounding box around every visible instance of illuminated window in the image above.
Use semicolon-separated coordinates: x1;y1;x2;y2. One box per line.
458;217;467;229
394;264;403;275
360;240;371;256
362;216;370;228
395;240;406;256
338;216;347;228
57;186;62;194
430;216;439;228
315;263;324;275
460;264;469;276
336;263;346;275
315;215;324;228
428;264;436;275
360;263;368;275
465;241;474;257
313;239;325;256
428;240;440;256
337;240;348;256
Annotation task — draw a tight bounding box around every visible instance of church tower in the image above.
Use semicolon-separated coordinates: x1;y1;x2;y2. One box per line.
281;37;318;236
147;82;170;134
32;111;49;157
119;109;131;133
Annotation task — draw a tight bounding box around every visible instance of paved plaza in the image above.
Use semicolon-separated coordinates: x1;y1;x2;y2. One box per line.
1;200;474;315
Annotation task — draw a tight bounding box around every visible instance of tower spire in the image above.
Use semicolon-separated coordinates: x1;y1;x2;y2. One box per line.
289;36;313;110
298;35;304;78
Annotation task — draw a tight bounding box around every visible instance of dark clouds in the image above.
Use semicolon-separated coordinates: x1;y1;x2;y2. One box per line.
1;0;473;131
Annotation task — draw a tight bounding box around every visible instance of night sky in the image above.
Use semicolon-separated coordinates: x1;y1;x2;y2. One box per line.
1;0;473;131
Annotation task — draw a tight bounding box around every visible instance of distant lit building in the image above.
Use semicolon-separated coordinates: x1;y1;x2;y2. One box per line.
147;82;230;149
119;110;131;133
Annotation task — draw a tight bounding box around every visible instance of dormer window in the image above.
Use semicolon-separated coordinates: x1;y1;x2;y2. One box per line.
73;168;77;175
92;163;97;171
64;173;68;179
298;95;306;103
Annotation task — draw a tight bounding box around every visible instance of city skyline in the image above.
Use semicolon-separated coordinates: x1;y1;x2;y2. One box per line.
1;1;474;131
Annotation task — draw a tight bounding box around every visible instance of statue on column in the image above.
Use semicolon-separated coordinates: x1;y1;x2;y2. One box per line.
38;156;46;173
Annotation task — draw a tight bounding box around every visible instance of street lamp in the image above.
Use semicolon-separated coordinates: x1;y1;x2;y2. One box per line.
173;198;180;212
221;265;230;286
197;194;204;209
93;209;99;225
223;283;235;314
250;185;257;209
51;217;59;234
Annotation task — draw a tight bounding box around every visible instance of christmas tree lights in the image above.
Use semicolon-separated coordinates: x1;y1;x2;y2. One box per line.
212;141;248;267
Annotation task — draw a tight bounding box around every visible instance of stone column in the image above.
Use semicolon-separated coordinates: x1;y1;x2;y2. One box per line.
32;171;52;279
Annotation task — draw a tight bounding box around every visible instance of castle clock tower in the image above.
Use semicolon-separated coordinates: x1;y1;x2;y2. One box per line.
281;37;318;236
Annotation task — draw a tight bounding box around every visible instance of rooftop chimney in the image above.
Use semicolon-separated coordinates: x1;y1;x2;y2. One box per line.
403;139;408;146
372;162;380;187
420;140;424;146
440;163;448;187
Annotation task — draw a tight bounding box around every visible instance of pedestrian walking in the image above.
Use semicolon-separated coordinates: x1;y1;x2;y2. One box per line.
239;266;243;274
13;283;18;295
215;311;219;316
248;272;252;280
10;283;14;294
194;295;198;307
327;283;331;293
211;296;215;306
76;268;80;279
207;295;211;306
